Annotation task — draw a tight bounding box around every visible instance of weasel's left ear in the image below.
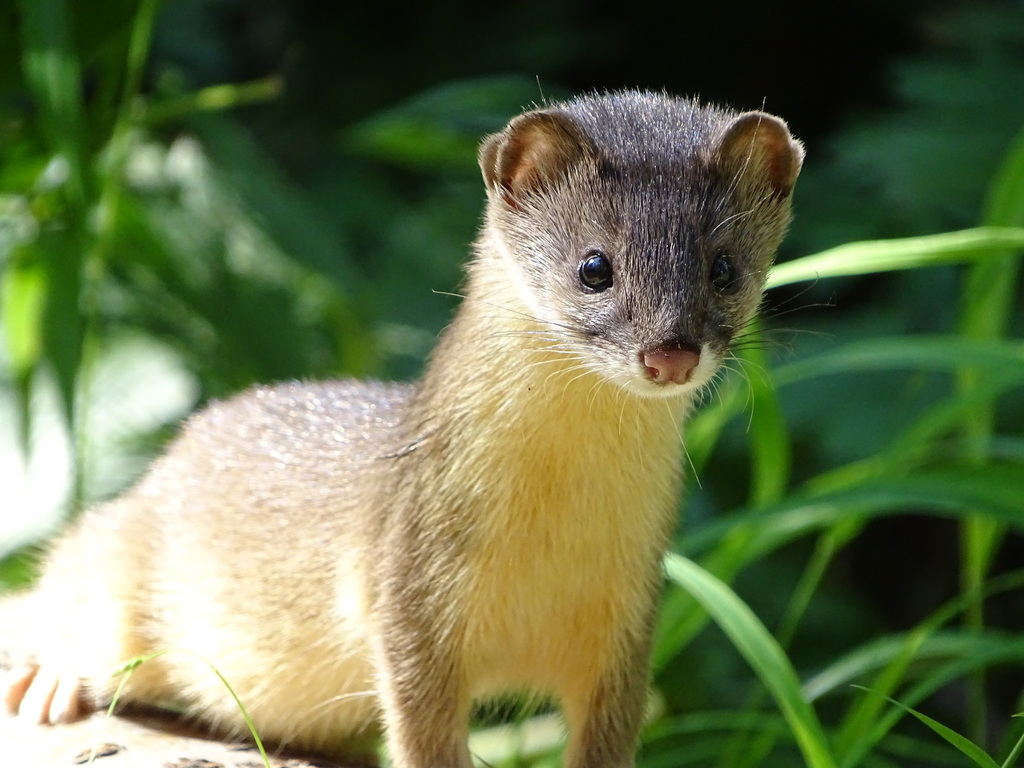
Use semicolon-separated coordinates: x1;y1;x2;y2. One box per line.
479;110;595;210
715;112;805;198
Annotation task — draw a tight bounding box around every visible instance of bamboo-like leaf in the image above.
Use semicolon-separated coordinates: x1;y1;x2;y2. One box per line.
852;687;1000;768
690;335;1024;482
663;554;837;768
1000;715;1024;768
18;0;89;208
655;462;1024;672
832;567;1024;765
345;75;554;170
804;619;1024;703
957;119;1024;747
738;326;790;507
681;463;1024;559
807;633;953;704
767;227;1024;289
772;335;1024;388
982;125;1024;228
855;637;1024;767
0;261;47;380
17;0;91;500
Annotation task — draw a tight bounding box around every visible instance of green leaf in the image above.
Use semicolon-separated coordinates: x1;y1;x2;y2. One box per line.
767;227;1024;289
804;581;1024;702
18;0;90;208
345;76;556;171
38;229;85;438
739;326;790;507
830;567;1024;765
955;120;1024;748
0;260;47;377
0;258;47;451
192;115;360;289
773;336;1024;388
0;547;38;591
856;636;1024;767
683;463;1024;557
982;123;1024;230
1000;714;1024;768
852;687;1000;768
663;554;837;768
655;460;1024;672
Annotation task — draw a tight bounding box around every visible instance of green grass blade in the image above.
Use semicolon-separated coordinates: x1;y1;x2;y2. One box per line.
643;711;795;768
681;463;1024;561
804;564;1024;704
110;649;271;768
858;636;1024;766
740;334;790;507
804;631;975;703
0;260;47;453
717;525;860;768
688;335;1024;490
17;0;92;504
807;374;1023;497
17;0;89;208
1000;714;1024;768
957;120;1024;746
143;76;283;125
875;733;967;768
122;0;161;109
663;554;837;768
821;568;1024;766
653;339;792;678
981;125;1024;227
656;462;1024;672
773;336;1024;388
853;687;1000;768
767;226;1024;288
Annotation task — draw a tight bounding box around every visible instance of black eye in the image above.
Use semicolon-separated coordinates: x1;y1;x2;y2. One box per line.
578;250;613;292
711;253;740;294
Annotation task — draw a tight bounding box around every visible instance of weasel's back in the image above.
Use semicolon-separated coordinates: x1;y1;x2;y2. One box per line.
2;379;410;753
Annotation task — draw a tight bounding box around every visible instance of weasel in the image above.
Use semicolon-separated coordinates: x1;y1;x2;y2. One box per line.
1;90;803;767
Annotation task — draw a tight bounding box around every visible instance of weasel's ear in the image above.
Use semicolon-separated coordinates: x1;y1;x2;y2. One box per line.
479;111;593;210
715;112;804;198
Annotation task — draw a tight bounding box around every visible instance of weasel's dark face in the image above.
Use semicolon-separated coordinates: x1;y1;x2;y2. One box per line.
479;93;803;399
491;164;785;398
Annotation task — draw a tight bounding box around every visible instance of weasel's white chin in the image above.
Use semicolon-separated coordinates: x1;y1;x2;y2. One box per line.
618;376;710;400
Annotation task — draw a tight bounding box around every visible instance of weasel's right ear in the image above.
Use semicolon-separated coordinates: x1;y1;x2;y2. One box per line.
479;111;593;211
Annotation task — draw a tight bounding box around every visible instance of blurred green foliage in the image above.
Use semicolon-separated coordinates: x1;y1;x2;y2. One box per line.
1;0;1023;766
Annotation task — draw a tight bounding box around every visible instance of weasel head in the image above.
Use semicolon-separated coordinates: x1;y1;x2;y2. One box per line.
477;90;803;400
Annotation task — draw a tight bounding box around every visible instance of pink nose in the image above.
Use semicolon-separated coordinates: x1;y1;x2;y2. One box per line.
642;344;701;385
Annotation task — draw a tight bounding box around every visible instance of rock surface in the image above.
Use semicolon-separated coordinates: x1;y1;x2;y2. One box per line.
0;709;351;768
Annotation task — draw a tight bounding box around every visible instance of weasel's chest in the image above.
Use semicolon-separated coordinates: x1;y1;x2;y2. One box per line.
427;347;689;698
458;459;679;698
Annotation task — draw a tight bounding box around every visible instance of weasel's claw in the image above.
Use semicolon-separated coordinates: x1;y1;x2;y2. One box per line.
3;664;85;724
3;665;38;717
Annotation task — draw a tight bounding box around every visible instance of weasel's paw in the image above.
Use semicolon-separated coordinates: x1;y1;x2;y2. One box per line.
3;664;88;724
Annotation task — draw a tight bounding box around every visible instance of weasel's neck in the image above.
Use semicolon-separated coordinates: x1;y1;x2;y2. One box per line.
414;240;692;534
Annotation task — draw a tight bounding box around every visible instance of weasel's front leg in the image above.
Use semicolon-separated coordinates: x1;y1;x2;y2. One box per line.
561;615;656;768
372;632;472;767
370;571;474;768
